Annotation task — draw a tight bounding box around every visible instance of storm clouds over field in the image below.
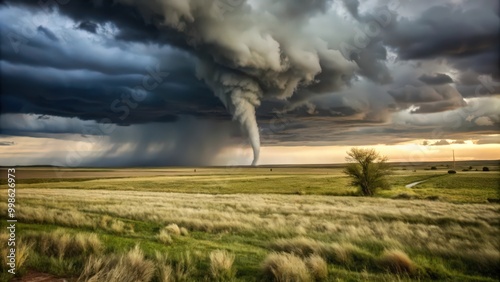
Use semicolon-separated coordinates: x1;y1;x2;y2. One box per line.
0;0;499;166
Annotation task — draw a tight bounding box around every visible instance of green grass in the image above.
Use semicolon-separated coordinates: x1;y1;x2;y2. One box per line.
10;168;497;203
408;173;500;202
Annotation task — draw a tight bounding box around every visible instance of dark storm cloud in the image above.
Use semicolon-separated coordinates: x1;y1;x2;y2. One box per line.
0;5;231;127
79;120;242;167
0;61;229;125
0;0;499;166
389;96;500;142
419;73;453;85
387;81;468;114
383;4;499;59
0;5;196;76
3;0;188;47
451;51;499;78
382;2;499;79
352;42;392;84
260;110;500;147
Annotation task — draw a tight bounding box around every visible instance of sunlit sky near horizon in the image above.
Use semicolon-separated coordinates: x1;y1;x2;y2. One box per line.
0;0;499;166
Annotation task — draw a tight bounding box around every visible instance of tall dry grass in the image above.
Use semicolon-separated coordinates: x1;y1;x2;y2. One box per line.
209;250;236;281
164;224;181;235
154;251;173;282
16;188;500;279
378;249;416;275
173;252;196;281
0;234;33;274
24;229;103;259
74;233;103;254
99;215;134;234
157;230;173;245
305;255;328;280
78;245;154;282
261;252;312;282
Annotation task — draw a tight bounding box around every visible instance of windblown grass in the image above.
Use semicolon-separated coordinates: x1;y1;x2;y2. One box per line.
261;252;311;282
209;250;236;281
305;255;328;281
23;229;103;259
78;245;155;282
154;252;173;282
378;249;416;275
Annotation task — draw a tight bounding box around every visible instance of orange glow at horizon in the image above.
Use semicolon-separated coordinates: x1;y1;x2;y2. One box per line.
215;140;500;165
1;135;499;166
255;143;500;165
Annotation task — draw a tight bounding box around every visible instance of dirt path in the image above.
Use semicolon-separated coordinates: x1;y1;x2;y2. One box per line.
405;180;427;188
10;270;72;282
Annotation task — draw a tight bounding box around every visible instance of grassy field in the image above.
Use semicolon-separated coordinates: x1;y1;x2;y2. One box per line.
0;162;499;281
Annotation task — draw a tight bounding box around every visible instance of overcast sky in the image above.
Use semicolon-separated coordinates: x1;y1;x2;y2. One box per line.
0;0;499;166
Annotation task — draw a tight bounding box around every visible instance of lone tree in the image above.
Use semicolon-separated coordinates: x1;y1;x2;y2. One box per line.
343;148;391;196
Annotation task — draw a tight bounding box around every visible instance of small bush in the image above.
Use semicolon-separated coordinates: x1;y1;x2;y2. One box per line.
305;255;328;280
430;166;437;170
261;252;311;282
448;170;457;174
378;249;416;274
483;167;490;171
209;250;236;281
343;148;391;196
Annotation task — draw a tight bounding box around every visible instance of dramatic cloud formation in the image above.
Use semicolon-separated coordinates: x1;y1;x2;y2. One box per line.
0;0;498;166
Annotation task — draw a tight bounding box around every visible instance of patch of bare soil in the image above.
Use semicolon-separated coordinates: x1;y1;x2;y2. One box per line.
10;270;74;282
